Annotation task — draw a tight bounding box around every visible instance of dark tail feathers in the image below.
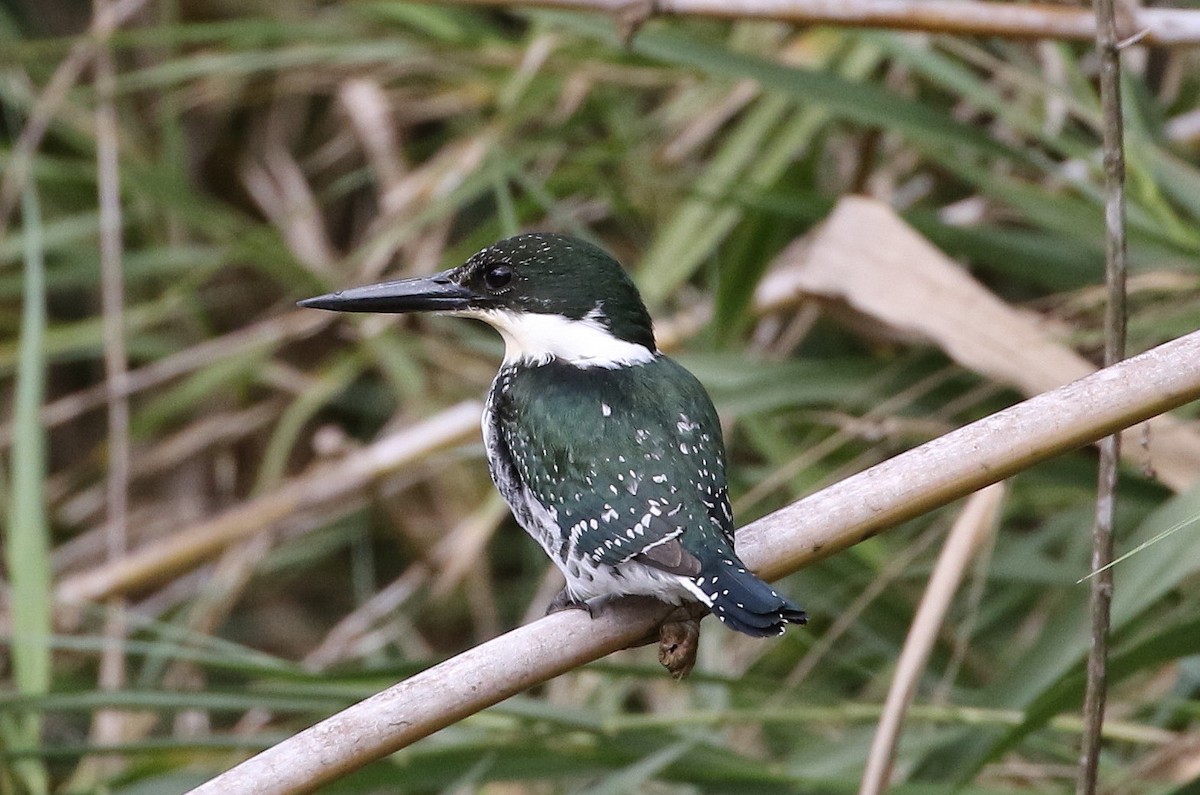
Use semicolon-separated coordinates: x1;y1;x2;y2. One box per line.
692;561;806;638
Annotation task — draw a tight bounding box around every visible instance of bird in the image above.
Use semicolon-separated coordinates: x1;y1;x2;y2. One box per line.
299;233;807;638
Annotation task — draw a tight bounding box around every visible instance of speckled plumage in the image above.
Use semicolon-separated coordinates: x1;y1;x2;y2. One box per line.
302;232;807;637
483;355;804;636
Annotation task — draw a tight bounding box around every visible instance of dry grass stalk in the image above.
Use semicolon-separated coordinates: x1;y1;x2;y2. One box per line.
0;312;328;450
859;483;1006;795
79;0;134;783
0;0;151;239
56;401;483;604
784;522;944;688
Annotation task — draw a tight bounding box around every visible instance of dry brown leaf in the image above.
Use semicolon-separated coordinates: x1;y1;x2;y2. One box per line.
755;195;1200;491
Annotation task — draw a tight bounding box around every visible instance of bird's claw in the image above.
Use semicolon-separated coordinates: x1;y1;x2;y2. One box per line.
625;602;706;679
545;588;594;617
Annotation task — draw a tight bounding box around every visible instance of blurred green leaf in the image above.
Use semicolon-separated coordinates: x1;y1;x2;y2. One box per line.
2;185;52;795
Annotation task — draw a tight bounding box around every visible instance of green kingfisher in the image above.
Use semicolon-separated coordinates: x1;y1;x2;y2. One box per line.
300;233;806;637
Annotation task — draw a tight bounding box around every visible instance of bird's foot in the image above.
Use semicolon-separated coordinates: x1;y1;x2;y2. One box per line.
658;610;701;680
631;602;707;679
545;588;595;618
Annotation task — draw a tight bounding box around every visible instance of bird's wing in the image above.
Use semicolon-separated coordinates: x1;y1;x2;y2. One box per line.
495;357;735;576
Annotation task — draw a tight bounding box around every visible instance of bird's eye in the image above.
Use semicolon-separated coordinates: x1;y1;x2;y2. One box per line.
484;264;513;291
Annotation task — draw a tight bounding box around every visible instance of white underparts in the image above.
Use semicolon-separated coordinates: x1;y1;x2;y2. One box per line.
459;308;656;369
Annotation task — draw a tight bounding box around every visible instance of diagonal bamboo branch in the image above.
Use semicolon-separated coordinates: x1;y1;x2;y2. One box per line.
443;0;1200;46
188;328;1200;795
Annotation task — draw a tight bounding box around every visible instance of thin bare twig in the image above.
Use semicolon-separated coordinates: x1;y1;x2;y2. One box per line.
186;329;1200;795
443;0;1200;46
1078;0;1130;790
784;523;943;689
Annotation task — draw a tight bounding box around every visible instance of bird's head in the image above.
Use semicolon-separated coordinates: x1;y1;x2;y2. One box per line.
300;233;657;368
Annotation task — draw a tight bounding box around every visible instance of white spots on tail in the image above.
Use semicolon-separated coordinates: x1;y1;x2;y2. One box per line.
679;577;714;607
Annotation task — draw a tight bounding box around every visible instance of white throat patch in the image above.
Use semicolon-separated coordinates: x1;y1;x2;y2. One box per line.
460;307;656;369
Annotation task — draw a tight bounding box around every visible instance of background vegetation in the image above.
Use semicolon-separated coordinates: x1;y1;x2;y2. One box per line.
3;1;1200;792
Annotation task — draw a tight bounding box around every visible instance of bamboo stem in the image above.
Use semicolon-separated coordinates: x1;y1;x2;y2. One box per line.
444;0;1200;46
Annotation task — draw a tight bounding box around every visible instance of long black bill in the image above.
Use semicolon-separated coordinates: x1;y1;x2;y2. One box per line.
298;269;473;314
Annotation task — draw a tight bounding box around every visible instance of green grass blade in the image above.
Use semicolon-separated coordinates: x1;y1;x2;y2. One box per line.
544;13;1018;161
254;351;365;492
2;185;52;795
